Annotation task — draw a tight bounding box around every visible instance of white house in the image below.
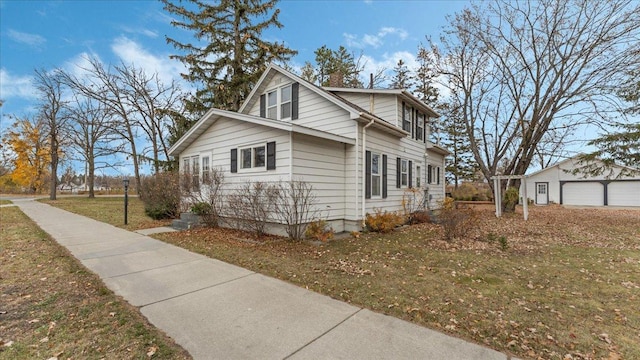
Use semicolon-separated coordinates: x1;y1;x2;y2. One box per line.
168;64;449;233
522;155;640;207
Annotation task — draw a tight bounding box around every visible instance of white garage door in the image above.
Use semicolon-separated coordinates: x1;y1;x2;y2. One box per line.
608;181;640;207
563;182;604;206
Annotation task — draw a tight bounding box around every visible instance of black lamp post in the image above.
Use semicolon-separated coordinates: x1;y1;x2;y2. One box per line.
123;178;130;225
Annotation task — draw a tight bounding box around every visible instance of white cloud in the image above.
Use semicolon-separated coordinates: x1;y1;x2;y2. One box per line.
7;29;46;48
344;27;409;49
0;69;36;99
110;36;187;86
119;25;159;38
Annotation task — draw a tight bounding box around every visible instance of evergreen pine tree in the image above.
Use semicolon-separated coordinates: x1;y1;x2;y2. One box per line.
389;59;413;90
162;0;297;116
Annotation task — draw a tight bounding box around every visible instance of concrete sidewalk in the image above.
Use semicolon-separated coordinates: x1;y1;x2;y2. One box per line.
14;199;517;360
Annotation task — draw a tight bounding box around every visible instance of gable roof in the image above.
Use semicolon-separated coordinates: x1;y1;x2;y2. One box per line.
168;109;356;156
170;64;412;157
526;154;639;178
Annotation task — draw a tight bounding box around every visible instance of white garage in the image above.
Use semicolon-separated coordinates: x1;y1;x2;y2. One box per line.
522;156;640;207
562;182;605;206
608;181;640;206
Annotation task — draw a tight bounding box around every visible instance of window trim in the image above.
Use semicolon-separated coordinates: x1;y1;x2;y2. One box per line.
263;83;293;120
416;112;424;141
371;152;382;198
400;159;408;188
239;143;267;171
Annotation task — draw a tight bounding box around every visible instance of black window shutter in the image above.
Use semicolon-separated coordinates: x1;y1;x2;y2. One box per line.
291;83;299;120
260;94;266;118
365;151;371;199
382;154;388;198
230;149;238;173
412;109;416;139
396;157;401;188
437;167;441;185
427;165;432;184
408;160;413;188
424;117;427;143
266;141;276;170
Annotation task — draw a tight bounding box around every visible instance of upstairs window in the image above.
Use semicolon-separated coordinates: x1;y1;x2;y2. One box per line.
267;90;278;119
416;113;425;141
260;83;298;120
402;103;412;133
281;85;292;119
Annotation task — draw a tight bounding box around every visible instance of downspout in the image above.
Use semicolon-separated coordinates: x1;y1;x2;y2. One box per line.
361;111;375;228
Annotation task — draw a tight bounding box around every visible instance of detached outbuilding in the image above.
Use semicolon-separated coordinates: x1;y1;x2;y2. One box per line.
522;156;640;207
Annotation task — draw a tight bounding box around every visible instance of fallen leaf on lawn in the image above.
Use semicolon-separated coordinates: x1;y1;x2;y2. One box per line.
28;319;40;324
147;345;157;357
40;336;49;343
109;312;116;317
599;333;612;344
2;340;14;347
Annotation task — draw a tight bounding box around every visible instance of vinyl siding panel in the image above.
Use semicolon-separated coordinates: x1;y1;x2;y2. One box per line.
245;74;356;138
291;133;347;221
180;117;290;185
334;92;398;125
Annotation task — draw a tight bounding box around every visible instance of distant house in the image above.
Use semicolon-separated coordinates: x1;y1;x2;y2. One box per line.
168;64;449;234
522;155;640;207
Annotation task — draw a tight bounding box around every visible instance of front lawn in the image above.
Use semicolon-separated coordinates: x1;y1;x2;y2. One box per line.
0;206;190;359
44;197;640;359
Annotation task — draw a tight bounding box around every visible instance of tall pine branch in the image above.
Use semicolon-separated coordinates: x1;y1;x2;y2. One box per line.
162;0;297;116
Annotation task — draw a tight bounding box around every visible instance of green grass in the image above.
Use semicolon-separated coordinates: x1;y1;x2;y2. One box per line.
44;198;640;359
0;206;190;359
39;196;171;230
0;199;12;205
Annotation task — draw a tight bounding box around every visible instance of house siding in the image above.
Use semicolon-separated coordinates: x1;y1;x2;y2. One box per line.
246;73;357;139
179;117;291;185
291;133;347;223
332;92;398;125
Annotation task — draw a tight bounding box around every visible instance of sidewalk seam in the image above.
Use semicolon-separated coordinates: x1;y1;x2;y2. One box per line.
105;258;206;279
282;308;363;359
138;272;257;308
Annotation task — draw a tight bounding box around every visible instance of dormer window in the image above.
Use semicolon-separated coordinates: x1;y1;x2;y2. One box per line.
260;83;299;120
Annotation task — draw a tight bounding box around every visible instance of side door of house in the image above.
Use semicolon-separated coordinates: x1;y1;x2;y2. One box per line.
535;182;549;205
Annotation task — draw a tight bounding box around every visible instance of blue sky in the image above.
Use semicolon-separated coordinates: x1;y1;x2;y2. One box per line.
0;0;468;120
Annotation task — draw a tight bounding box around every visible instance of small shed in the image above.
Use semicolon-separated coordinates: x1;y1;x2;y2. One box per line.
522;156;640;207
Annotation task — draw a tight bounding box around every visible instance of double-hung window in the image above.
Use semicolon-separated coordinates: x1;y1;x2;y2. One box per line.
262;84;296;120
280;85;292;119
240;144;266;170
400;159;409;187
416;113;424;141
201;156;210;183
267;90;278;119
371;153;381;197
402;103;412;133
191;156;200;188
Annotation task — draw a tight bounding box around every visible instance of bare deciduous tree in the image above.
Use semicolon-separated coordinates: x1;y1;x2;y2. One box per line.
429;0;640;192
66;95;124;197
33;68;68;200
